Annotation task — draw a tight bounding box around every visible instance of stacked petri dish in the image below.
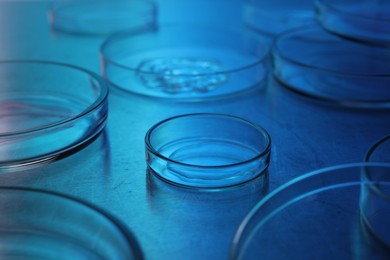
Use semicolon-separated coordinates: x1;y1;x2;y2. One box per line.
272;0;390;108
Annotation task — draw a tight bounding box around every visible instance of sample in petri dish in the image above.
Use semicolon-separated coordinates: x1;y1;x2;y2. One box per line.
144;114;271;188
0;61;108;171
362;135;390;247
0;187;143;259
273;25;390;108
230;163;390;260
48;0;157;35
101;25;269;101
243;0;315;38
315;0;390;45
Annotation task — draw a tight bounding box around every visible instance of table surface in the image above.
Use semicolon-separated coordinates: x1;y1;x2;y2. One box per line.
0;1;389;259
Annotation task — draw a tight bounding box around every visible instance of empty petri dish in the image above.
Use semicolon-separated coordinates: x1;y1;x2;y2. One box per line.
316;0;390;45
0;61;108;171
101;25;269;101
273;25;390;108
145;113;271;188
48;0;157;35
230;163;390;260
0;187;143;259
243;0;315;38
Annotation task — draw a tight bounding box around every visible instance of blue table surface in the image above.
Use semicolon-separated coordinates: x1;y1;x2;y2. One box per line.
0;1;389;259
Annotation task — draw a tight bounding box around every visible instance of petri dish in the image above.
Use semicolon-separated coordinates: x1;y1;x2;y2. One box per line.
0;187;143;259
315;0;390;45
273;25;390;108
48;0;157;35
230;163;390;260
243;0;315;38
144;113;271;188
0;61;108;171
101;25;269;101
362;135;390;247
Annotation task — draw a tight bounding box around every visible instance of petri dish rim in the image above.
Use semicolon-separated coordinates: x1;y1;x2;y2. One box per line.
0;60;108;138
230;162;390;259
0;186;144;259
144;113;272;169
100;24;269;77
273;25;390;77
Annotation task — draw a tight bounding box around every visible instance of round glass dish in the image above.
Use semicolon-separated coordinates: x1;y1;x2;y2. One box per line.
48;0;157;35
0;61;108;171
273;25;390;108
0;187;143;259
101;25;269;101
145;113;271;188
230;163;390;260
315;0;390;45
244;0;315;38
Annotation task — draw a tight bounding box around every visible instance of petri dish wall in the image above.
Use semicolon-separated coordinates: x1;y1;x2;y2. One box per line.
48;0;157;36
0;187;143;259
316;0;390;45
0;61;108;171
273;25;390;108
101;25;269;101
230;163;390;260
145;113;271;188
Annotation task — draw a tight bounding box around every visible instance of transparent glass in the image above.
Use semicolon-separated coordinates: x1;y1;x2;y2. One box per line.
273;25;390;108
230;163;390;260
0;187;143;259
145;113;271;188
316;0;390;45
0;61;108;171
48;0;157;35
101;25;269;101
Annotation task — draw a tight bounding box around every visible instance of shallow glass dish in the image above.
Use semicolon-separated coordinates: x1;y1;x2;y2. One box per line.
48;0;157;35
0;187;142;259
0;61;108;171
230;163;390;260
244;0;315;38
316;0;390;45
273;25;390;108
101;25;269;101
145;113;271;188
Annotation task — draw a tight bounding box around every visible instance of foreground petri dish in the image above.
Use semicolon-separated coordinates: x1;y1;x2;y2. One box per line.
0;187;143;259
48;0;157;35
230;163;390;260
145;114;271;188
101;25;269;101
273;25;390;108
0;61;108;170
243;0;315;38
316;0;390;45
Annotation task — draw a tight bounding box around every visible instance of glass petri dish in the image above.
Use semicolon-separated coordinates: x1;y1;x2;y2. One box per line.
101;25;269;101
0;187;143;259
145;113;271;188
48;0;157;35
230;163;390;260
315;0;390;45
0;61;108;171
273;25;390;108
244;0;315;38
363;135;390;247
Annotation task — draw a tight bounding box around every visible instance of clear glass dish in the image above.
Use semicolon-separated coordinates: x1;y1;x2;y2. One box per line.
101;25;269;101
145;113;271;188
0;187;143;259
273;25;390;108
48;0;157;35
316;0;390;45
244;0;315;38
230;163;390;260
0;61;108;171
